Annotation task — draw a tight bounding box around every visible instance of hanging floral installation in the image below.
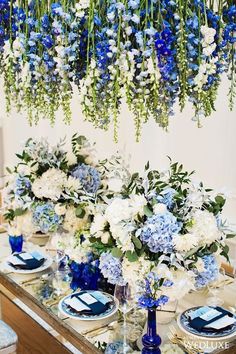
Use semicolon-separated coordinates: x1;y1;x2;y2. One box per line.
0;0;235;140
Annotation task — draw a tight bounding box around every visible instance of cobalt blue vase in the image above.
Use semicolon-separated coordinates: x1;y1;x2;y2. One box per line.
9;235;23;254
142;308;162;354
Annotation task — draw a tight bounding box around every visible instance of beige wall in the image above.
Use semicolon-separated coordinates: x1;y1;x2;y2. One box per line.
0;76;236;222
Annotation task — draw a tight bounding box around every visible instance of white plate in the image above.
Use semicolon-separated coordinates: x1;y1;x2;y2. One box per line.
3;252;53;274
177;312;236;341
58;291;119;321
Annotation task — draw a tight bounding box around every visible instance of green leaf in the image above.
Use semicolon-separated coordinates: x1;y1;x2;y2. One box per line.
210;243;218;253
112;248;123;258
75;206;85;218
226;234;236;239
14;208;26;217
143;205;153;217
132;235;142;250
6;167;12;174
125;251;138;262
215;195;226;207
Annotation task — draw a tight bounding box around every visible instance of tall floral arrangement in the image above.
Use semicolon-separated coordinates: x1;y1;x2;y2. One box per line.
0;0;235;141
88;160;235;307
4;134;104;238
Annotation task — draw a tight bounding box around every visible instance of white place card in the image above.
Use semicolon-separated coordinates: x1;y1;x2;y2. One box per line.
19;253;34;261
79;293;98;305
200;308;221;321
30;251;44;261
205;315;236;330
8;255;25;266
64;297;91;312
92;291;110;305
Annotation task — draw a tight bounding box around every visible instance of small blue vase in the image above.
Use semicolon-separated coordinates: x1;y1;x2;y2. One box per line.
9;235;23;254
142;308;162;354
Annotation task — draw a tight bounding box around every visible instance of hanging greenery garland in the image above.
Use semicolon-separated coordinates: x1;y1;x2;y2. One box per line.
0;0;235;141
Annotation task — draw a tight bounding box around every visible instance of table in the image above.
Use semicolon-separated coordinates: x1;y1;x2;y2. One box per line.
0;233;236;354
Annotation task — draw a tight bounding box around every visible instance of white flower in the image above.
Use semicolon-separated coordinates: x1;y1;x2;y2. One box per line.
173;233;199;252
189;210;222;245
90;214;107;235
110;224;134;252
153;203;167;214
67;151;77;165
32;168;66;201
63;206;88;234
163;269;195;301
65;176;82;192
54;204;67;216
107;177;124;193
101;232;110;244
105;198;133;224
16;211;38;235
129;194;147;216
203;43;216;56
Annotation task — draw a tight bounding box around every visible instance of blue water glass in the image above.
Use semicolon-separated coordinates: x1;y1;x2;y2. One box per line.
142;308;162;354
9;235;23;254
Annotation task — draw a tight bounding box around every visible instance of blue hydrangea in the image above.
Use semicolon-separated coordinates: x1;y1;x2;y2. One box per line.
99;252;124;285
156;188;177;209
195;254;219;289
32;202;62;233
71;163;101;194
15;176;31;196
139;212;182;253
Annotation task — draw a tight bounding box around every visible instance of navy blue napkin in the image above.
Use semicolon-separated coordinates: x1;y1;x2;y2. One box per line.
70;291;110;315
9;253;45;270
189;307;234;332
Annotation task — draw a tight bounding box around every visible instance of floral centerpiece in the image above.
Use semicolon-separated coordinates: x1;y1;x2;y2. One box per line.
0;1;235;141
88;160;234;307
4;134;102;239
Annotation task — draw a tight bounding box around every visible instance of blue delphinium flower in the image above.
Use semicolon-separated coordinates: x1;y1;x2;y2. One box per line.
32;202;62;233
15;176;31;196
138;294;169;309
195;254;219;289
71;163;101;194
99;252;124;285
139;211;181;253
156;188;177;209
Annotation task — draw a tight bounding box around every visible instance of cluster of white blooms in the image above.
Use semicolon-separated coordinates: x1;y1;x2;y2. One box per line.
154;264;195;301
104;155;130;193
122;256;151;288
66;237;91;264
201;25;216;57
32;168;67;201
64;176;82;193
90;195;147;251
16;211;38;235
194;57;218;90
188;210;223;246
63;206;89;234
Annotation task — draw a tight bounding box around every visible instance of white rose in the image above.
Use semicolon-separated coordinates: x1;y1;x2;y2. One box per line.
54;204;67;216
153;203;167;214
90;214;107;235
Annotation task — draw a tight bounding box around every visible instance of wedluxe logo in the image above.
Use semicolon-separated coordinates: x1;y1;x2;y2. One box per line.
183;340;231;351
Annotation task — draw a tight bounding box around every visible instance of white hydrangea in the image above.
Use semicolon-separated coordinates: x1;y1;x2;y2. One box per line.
153;203;167;214
122;256;151;287
173;233;199;252
32;168;66;201
189;210;222;245
63;206;88;234
129;194;147;216
105;198;133;224
54;204;67;216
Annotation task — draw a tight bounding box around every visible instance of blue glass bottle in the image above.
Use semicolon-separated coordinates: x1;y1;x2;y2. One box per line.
9;235;23;254
142;308;161;354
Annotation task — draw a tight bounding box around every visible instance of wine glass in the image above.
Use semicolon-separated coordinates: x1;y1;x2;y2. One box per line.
206;268;225;307
114;283;134;353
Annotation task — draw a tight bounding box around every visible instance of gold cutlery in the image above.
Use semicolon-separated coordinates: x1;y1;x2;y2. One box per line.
20;276;40;285
83;321;119;338
168;325;204;354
